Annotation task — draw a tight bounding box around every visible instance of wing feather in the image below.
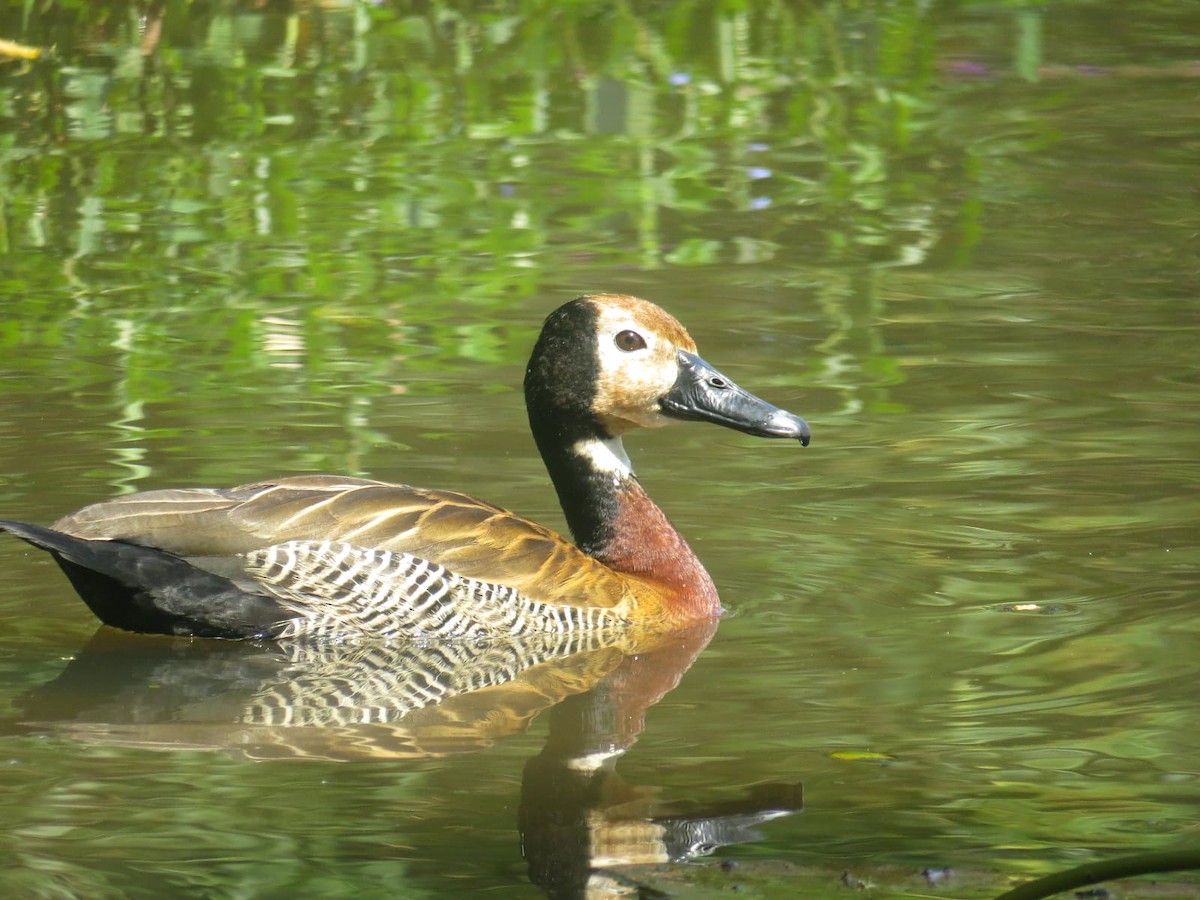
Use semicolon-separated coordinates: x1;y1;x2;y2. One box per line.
53;476;636;610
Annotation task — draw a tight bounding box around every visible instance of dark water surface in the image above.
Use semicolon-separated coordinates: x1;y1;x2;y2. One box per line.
1;2;1198;897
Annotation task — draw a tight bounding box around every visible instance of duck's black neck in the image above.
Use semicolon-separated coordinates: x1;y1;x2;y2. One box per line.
528;418;629;557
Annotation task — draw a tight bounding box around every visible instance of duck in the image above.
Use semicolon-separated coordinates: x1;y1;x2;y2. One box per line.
0;294;809;641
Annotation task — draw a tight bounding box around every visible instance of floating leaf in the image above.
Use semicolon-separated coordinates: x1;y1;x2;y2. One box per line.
831;751;896;762
0;38;42;60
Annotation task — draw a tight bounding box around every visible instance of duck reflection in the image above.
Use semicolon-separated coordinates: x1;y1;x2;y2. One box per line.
16;622;801;896
518;624;803;898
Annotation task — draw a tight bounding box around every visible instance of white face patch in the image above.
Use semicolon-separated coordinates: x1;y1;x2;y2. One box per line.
590;303;693;432
572;435;634;479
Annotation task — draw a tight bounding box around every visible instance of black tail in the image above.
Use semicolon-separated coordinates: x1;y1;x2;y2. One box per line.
0;519;283;639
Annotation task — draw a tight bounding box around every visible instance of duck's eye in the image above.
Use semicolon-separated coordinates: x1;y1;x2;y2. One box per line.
614;329;647;352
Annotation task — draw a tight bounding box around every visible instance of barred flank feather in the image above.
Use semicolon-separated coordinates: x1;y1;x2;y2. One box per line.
245;541;629;640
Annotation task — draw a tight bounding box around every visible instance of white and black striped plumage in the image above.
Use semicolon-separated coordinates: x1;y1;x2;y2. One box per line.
251;540;627;639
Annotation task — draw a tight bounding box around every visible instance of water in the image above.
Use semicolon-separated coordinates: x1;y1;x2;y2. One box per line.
1;2;1198;897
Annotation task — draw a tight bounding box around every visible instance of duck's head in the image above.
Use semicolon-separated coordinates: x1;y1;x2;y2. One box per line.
525;294;810;451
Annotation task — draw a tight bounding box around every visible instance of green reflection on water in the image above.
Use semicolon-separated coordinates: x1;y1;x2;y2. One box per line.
2;1;1199;897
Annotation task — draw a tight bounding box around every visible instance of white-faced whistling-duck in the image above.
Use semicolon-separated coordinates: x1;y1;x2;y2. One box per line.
0;294;810;640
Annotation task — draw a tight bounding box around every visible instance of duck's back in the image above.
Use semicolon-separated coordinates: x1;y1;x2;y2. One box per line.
53;475;638;614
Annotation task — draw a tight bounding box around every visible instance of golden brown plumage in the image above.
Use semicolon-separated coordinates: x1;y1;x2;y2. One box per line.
1;294;810;639
54;475;642;613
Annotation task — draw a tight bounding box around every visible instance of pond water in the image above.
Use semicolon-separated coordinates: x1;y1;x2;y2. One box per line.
1;2;1198;897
